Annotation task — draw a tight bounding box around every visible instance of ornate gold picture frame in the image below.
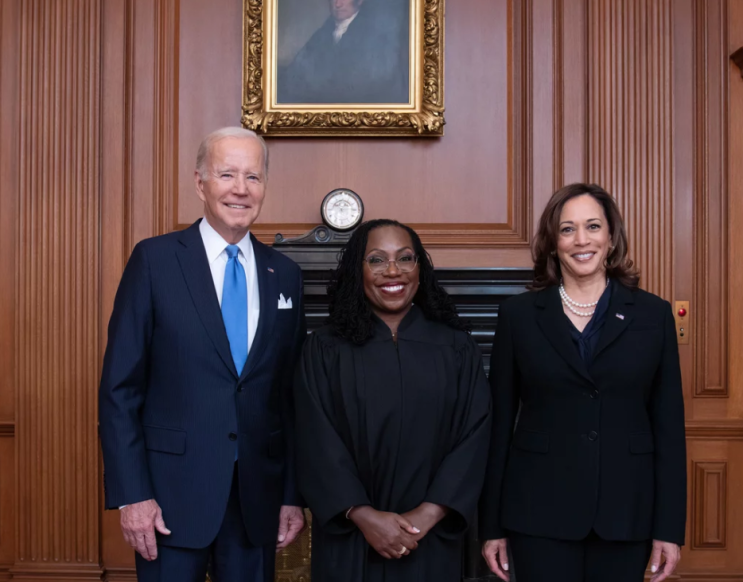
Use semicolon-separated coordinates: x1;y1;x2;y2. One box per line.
241;0;445;137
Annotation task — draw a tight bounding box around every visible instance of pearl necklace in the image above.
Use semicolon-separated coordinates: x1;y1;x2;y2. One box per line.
559;278;609;317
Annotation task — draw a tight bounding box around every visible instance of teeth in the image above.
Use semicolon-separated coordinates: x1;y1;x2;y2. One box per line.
382;285;404;292
227;204;247;209
574;253;594;259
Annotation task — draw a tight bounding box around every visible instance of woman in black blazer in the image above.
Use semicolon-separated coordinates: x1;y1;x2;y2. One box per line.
479;184;686;582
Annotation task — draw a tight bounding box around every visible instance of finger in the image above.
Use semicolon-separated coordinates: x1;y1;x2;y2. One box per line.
483;547;509;582
499;544;510;575
134;534;151;561
649;544;662;575
154;512;171;536
396;516;421;535
277;515;289;544
144;530;158;561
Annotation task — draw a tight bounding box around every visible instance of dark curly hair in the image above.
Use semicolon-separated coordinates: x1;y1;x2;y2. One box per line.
531;183;640;290
327;219;467;344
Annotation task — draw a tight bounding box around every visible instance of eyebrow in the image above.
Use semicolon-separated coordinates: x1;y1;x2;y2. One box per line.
366;247;414;254
559;218;602;226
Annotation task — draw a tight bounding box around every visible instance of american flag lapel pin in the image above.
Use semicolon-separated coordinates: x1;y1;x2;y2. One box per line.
615;313;625;320
267;267;274;273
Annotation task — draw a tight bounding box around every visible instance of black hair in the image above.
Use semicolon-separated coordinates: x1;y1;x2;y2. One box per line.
327;219;468;344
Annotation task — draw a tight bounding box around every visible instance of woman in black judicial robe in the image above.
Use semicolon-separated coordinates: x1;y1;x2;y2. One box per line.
294;219;492;582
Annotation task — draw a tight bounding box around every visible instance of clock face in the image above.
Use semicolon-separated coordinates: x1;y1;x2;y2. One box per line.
321;189;363;231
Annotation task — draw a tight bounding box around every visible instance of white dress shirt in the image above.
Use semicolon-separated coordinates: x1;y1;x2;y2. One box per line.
333;11;359;43
199;217;260;356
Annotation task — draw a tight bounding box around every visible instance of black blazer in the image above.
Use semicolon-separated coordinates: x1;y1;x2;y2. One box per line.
478;282;686;546
99;220;306;548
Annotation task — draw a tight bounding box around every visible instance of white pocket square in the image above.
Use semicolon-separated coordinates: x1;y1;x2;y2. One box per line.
278;293;293;309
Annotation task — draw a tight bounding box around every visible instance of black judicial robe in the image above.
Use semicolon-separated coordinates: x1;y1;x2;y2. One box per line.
294;306;492;582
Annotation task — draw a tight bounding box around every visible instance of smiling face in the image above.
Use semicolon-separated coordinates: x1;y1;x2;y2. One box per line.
556;194;612;282
330;0;362;22
194;136;266;244
362;226;420;322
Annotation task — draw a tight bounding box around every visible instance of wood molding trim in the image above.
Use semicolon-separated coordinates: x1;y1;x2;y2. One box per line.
685;421;743;440
691;461;727;549
152;0;179;238
0;423;13;438
587;0;674;300
693;0;729;398
13;0;102;574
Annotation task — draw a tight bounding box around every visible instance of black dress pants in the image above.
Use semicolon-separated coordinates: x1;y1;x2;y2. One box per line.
509;530;653;582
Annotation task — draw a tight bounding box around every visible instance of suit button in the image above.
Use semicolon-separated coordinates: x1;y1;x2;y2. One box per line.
590;390;599;399
228;432;238;441
237;384;244;392
588;431;598;441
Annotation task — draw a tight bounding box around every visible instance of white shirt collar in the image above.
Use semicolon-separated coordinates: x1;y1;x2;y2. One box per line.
199;217;252;264
333;11;359;42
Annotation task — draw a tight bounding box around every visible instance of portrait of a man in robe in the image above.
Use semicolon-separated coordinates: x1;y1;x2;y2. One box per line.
277;0;411;105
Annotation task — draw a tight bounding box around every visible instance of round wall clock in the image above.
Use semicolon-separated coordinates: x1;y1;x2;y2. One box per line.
320;189;364;231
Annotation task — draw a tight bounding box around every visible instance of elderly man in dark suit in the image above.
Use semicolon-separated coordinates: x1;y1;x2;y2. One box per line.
279;0;409;104
99;127;306;582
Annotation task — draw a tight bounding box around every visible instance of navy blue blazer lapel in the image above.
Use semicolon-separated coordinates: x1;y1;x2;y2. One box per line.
592;282;634;361
535;286;594;384
240;235;278;381
175;221;238;378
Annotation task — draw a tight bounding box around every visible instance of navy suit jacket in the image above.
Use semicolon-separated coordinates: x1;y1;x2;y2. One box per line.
99;220;306;548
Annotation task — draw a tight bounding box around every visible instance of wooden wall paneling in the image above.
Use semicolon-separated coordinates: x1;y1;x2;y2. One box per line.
0;0;20;578
587;0;674;301
692;461;727;549
693;0;729;399
99;0;136;574
11;1;103;579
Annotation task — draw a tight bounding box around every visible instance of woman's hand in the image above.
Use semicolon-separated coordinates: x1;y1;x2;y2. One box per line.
349;506;420;559
482;538;510;581
401;502;448;541
649;540;681;582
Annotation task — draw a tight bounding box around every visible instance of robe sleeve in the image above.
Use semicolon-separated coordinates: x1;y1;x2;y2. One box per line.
424;334;492;537
294;332;371;534
478;300;520;540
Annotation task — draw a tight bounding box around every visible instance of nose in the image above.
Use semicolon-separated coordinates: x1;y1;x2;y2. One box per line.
384;260;402;275
575;227;589;245
233;175;248;195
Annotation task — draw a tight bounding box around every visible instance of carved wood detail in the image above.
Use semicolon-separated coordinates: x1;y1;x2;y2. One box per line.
693;0;729;398
12;0;103;578
587;0;673;300
692;461;727;550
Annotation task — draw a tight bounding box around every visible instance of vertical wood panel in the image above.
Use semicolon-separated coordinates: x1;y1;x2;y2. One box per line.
12;1;103;579
588;0;674;300
693;0;729;397
692;461;727;549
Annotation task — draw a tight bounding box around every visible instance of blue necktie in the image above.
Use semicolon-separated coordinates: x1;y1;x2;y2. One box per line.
222;245;248;376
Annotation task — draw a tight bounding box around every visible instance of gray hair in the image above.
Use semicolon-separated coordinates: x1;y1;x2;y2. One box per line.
195;127;269;179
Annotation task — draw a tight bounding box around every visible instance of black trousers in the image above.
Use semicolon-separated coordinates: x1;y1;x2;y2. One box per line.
508;530;653;582
135;463;274;582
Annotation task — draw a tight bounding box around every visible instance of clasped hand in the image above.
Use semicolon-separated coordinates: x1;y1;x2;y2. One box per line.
350;503;446;560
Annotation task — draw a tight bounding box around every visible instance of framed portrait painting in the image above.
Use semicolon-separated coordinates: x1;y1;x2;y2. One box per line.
242;0;445;136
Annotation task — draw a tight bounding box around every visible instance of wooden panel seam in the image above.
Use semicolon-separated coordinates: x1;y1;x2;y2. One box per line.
691;461;727;550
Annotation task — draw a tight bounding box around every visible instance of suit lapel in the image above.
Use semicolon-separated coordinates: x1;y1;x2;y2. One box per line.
240;235;278;381
175;221;238;378
592;282;634;361
535;287;594;384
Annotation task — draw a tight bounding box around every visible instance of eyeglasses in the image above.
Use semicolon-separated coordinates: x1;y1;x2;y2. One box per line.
363;254;418;274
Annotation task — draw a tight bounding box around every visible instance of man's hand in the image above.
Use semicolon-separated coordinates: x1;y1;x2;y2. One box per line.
482;538;510;581
649;540;681;582
400;502;448;542
276;505;306;551
120;499;171;561
349;506;420;559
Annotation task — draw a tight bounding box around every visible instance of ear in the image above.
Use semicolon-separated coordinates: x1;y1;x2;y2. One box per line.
194;170;207;202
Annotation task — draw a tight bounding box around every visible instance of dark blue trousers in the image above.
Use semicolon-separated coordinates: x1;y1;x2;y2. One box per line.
135;464;274;582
